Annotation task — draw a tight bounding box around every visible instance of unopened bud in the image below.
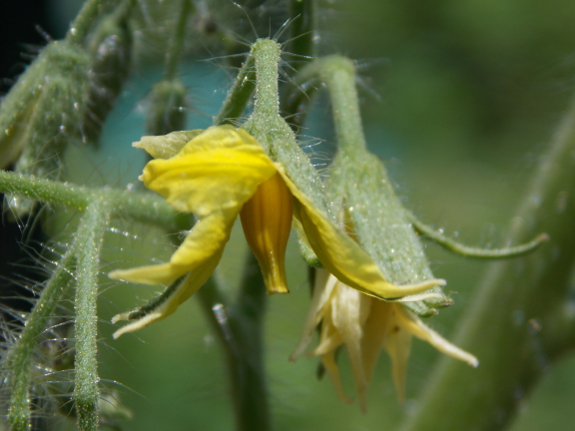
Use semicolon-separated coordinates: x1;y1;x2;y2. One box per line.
146;79;187;136
240;171;293;294
83;14;132;143
1;41;90;217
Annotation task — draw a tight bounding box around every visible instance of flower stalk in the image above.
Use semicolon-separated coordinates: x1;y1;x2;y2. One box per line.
6;251;77;431
73;198;111;431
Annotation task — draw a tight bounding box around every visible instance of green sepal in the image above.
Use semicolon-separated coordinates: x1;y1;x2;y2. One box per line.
1;41;90;218
327;151;453;317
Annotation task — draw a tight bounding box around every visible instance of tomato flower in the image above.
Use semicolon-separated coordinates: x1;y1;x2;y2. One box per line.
291;269;478;411
109;126;444;338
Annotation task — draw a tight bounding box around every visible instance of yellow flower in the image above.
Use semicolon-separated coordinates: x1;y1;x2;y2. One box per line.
109;125;445;338
290;269;478;412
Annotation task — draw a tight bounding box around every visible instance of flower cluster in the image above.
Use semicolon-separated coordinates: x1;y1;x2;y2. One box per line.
109;125;476;406
109;125;444;338
291;269;478;411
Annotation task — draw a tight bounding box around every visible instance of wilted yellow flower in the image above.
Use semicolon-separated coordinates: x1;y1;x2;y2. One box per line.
291;269;478;412
109;126;445;338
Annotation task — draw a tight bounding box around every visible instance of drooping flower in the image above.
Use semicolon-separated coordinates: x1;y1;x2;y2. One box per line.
109;125;445;338
290;269;478;412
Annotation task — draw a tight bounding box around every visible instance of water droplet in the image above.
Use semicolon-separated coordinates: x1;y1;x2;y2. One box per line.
527;319;541;334
203;335;214;352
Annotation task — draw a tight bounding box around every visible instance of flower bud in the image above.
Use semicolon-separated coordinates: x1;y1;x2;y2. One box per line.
1;41;90;217
146;79;187;136
83;14;132;143
240;171;293;294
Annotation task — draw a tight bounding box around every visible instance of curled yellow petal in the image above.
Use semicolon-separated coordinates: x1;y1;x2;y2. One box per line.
133;130;204;159
141;126;277;216
109;211;236;286
292;271;478;410
277;167;445;299
111;249;222;339
290;269;336;361
394;305;479;368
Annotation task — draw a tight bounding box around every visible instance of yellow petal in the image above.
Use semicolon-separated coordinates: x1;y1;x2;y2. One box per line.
112;248;223;339
321;351;353;405
380;303;413;403
359;299;389;391
278;167;445;300
330;281;371;411
141;126;277;216
133;130;204;159
109;210;236;285
290;269;336;361
395;305;479;368
240;172;293;294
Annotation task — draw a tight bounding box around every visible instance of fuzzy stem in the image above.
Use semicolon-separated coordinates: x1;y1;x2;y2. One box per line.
0;171;185;230
7;251;77;431
73;198;111;431
399;94;575;431
66;0;122;45
408;213;549;259
303;55;366;154
251;39;281;119
214;55;256;125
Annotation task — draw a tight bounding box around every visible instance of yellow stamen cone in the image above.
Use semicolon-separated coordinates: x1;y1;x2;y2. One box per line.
240;172;293;294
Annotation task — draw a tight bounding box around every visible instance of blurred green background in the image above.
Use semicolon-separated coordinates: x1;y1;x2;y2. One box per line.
7;0;575;429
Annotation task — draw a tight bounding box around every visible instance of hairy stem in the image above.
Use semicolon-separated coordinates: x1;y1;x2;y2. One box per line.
214;55;256;125
0;171;185;230
67;0;123;45
408;213;549;259
73;198;111;431
399;94;575;431
7;251;77;431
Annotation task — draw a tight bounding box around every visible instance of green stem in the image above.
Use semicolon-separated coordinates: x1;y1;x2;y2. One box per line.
0;171;185;230
66;0;122;45
214;54;256;125
73;198;111;431
288;0;315;70
196;254;271;431
163;0;193;80
251;39;281;119
408;213;549;259
310;55;366;153
399;94;575;431
7;251;77;431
